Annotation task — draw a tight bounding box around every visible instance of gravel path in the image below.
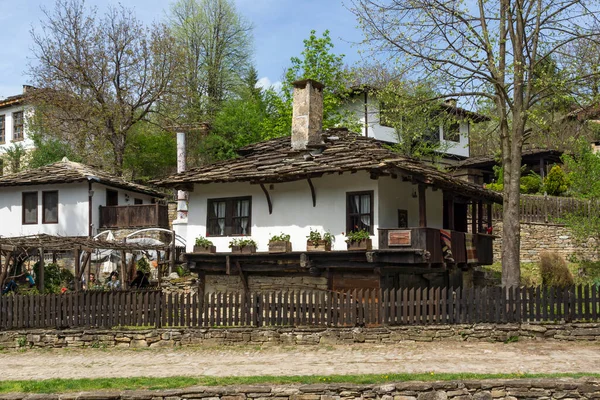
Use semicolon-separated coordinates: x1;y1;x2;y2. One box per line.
1;341;599;381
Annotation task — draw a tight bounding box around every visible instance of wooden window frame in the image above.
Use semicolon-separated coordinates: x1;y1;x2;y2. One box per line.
42;190;59;224
0;114;5;144
22;191;38;225
12;111;23;142
346;190;374;234
443;121;461;142
206;196;252;237
134;198;143;205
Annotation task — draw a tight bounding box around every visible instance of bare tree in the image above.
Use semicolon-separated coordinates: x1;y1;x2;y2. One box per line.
351;0;600;287
28;0;179;175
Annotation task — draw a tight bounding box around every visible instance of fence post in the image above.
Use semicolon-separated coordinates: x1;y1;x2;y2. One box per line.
544;194;548;223
157;291;163;328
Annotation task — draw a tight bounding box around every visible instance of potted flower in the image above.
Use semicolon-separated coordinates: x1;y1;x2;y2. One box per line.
345;229;372;251
193;236;216;253
306;229;334;252
229;238;258;254
268;233;292;253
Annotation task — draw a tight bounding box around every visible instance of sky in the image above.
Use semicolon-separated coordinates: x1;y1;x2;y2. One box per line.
0;0;367;98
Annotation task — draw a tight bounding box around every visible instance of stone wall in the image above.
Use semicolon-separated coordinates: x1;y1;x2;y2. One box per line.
2;378;600;400
491;221;598;264
3;323;600;349
205;274;328;293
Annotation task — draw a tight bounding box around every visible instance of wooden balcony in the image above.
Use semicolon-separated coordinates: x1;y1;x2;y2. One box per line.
378;227;495;265
99;204;169;229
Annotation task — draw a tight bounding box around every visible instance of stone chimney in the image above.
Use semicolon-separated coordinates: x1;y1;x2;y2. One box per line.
291;79;324;150
444;98;458;107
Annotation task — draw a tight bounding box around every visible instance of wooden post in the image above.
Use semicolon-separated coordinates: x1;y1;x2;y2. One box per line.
418;185;427;227
38;248;45;293
170;230;176;274
478;200;484;233
487;203;493;229
157;250;162;288
74;248;81;291
120;250;127;290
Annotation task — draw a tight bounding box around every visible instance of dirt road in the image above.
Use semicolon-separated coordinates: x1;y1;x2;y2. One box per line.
1;341;599;381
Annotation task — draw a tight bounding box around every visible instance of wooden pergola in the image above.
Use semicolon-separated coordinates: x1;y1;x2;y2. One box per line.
0;234;175;292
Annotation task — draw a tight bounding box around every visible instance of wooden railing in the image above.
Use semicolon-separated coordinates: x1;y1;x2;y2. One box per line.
99;204;169;229
3;285;599;330
491;194;597;224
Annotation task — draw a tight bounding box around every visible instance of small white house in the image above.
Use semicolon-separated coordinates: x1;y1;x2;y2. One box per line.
157;80;501;292
339;86;489;159
0;158;166;238
0;86;36;174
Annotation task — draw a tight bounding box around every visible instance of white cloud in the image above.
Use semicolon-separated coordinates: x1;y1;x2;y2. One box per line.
256;77;282;92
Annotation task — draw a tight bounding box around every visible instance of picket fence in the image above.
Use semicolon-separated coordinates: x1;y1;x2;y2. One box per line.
1;285;600;330
491;194;598;224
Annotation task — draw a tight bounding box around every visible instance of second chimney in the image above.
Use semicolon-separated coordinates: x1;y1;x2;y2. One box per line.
291;79;324;150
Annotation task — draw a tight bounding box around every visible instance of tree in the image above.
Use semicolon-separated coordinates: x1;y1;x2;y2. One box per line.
2;144;27;174
28;0;179;175
168;0;253;120
351;0;600;287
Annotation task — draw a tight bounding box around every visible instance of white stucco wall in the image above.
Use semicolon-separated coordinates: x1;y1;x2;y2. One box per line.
340;93;471;158
0;103;35;153
0;182;157;238
186;172;380;253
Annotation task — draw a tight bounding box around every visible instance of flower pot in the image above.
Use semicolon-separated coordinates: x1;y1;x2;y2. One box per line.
268;240;292;253
193;245;216;254
306;240;332;252
346;238;372;251
231;245;257;254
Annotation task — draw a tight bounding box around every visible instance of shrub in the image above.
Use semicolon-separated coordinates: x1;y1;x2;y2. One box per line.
539;251;574;287
194;236;213;247
33;262;74;294
544;165;570;196
136;258;150;274
520;171;542;194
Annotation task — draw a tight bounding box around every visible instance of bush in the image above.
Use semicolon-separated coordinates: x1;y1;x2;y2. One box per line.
33;262;74;294
539;251;574;287
520;172;542;194
544;165;570;196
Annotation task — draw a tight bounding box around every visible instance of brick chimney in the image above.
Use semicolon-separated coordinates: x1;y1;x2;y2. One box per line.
291;79;324;150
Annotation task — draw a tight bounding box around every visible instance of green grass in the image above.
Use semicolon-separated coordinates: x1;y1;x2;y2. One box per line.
481;261;596;286
2;373;600;394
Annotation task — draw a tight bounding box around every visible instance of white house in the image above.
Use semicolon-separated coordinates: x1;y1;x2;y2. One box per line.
0;86;36;174
0;158;166;238
339;86;489;159
157;80;501;292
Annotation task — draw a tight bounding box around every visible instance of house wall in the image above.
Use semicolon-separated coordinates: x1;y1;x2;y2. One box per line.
340;93;470;158
0;103;35;152
187;172;379;252
0;182;157;238
377;176;444;229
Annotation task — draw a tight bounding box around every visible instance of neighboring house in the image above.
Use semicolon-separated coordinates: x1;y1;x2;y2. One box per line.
0;158;167;238
156;79;502;292
0;85;36;175
339;86;489;159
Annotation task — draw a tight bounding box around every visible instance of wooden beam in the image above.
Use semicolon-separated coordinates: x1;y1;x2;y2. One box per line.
478;200;484;233
38;248;45;293
74;248;81;291
259;183;273;214
418;185;427;227
487;202;493;229
236;261;249;293
471;201;477;234
226;255;231;275
307;178;316;207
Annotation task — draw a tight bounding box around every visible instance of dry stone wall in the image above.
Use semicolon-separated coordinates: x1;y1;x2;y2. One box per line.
1;378;600;400
491;221;598;263
3;323;600;349
205;275;328;293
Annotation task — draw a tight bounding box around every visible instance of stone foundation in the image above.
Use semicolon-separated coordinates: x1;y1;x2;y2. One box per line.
3;322;600;349
1;378;599;400
492;221;598;264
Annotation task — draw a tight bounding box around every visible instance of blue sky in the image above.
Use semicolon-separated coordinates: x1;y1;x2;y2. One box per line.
0;0;366;98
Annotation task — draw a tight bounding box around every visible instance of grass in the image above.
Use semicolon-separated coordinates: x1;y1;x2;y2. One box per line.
481;261;598;286
1;373;600;394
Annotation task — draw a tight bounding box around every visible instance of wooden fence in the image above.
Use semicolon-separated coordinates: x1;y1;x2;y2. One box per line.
2;286;600;330
99;204;169;229
491;194;598;224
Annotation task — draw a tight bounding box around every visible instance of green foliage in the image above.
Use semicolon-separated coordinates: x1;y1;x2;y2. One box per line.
123;123;176;182
520;172;543;194
136;258;150;274
228;238;257;248
269;233;291;242
307;229;335;245
16;337;27;348
194;236;214;247
2;143;27;173
33;262;74;294
543;165;570;196
345;229;371;244
28;134;82;168
539;252;574;287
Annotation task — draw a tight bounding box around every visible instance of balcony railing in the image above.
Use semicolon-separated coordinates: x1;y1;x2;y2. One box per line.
99;204;169;229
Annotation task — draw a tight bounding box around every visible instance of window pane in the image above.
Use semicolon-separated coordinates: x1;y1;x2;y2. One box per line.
23;193;37;224
0;115;5;143
349;195;360;214
43;192;58;223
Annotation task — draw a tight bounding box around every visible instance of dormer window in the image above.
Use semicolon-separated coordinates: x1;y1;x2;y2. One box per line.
379;101;393;128
13;111;24;141
444;121;460;142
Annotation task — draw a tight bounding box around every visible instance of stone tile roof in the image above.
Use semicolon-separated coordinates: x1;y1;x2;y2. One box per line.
0;158;164;197
155;129;501;203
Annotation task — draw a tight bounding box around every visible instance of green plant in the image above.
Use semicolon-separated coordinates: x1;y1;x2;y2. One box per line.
194;236;214;247
33;262;74;294
539;251;574;287
176;265;190;277
269;233;291;242
504;335;519;344
345;229;371;244
544;165;570;196
307;229;335;245
229;238;258;248
520;171;543;194
136;258;150;274
16;337;27;348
